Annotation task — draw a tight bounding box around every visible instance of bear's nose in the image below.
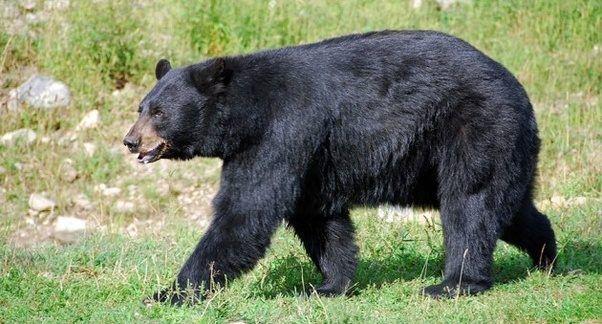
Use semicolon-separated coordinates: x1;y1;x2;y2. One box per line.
123;136;140;153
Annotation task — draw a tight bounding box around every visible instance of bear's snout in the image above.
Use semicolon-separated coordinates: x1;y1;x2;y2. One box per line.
124;114;167;164
123;135;140;153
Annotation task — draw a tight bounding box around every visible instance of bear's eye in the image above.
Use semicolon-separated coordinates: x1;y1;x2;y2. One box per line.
151;109;164;118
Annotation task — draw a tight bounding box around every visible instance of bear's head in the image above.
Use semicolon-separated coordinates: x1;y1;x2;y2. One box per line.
123;58;231;163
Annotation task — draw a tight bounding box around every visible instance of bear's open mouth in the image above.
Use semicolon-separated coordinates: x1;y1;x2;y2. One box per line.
137;142;166;164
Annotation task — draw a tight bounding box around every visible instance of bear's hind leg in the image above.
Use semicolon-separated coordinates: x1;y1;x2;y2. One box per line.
423;193;500;298
501;200;557;269
288;208;358;296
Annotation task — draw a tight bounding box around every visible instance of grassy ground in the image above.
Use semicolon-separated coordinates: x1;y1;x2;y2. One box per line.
1;0;600;322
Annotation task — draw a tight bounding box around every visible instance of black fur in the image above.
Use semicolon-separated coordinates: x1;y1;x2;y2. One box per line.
134;30;556;304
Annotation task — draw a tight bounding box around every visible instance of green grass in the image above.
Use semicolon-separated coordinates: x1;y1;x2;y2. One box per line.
1;208;600;322
1;0;601;322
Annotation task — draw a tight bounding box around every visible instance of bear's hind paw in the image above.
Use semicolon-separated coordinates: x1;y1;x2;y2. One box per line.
422;281;490;299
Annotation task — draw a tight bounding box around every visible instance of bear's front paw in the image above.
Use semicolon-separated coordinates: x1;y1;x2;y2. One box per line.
144;285;203;306
314;286;345;297
308;279;351;297
422;281;491;299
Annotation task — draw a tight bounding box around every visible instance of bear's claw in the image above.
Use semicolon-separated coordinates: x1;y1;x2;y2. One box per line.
144;286;202;306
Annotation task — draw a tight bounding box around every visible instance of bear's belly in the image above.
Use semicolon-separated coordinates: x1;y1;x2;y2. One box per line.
315;138;439;209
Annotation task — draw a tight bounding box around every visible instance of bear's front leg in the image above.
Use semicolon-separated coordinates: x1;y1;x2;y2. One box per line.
150;206;283;305
148;156;303;305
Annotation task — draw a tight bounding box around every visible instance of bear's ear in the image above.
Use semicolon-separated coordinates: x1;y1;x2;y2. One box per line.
190;58;231;94
155;59;172;80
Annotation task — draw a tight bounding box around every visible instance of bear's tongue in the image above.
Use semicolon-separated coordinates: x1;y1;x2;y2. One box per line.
137;153;154;164
137;143;165;164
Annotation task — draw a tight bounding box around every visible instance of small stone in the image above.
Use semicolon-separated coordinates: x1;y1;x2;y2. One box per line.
41;136;51;144
13;162;23;170
54;216;86;232
57;131;78;146
7;90;20;111
0;166;6;175
53;216;87;243
20;0;36;11
76;109;100;131
60;160;78;182
125;222;138;237
1;128;36;146
25;217;36;226
114;200;135;213
73;194;93;210
42;216;52;225
11;75;71;109
550;196;566;208
102;187;122;197
83;142;96;156
411;0;423;9
572;196;587;206
28;193;56;211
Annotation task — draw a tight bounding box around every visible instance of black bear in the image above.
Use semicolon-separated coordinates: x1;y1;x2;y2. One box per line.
124;30;556;304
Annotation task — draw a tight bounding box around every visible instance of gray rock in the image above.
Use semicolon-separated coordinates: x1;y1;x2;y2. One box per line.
27;208;40;217
114;200;135;213
72;194;93;210
102;187;121;197
83;142;96;156
76;109;100;131
53;216;87;243
12;75;71;109
7;90;21;111
54;216;86;232
57;131;77;146
28;193;56;211
1;128;36;146
95;183;122;197
60;159;78;182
